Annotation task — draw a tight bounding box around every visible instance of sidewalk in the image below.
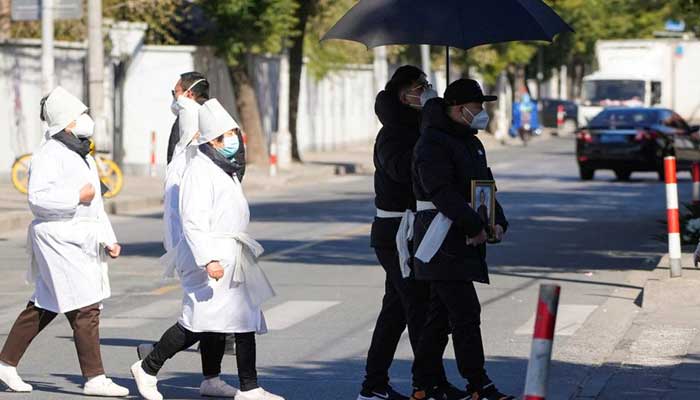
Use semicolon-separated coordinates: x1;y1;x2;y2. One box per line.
578;252;700;399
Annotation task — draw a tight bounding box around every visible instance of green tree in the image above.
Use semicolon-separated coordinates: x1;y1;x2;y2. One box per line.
199;0;298;164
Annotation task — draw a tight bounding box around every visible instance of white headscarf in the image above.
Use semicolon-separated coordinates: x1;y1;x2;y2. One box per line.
43;86;88;137
173;97;201;157
197;99;240;145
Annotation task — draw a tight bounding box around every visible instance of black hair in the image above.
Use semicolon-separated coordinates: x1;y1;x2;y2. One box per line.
180;71;210;102
39;95;49;122
385;65;426;94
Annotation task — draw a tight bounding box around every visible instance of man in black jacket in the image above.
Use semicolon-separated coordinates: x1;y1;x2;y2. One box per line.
358;66;464;400
411;79;514;400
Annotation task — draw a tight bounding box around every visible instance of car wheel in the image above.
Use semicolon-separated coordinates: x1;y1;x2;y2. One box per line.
579;165;595;180
615;169;632;181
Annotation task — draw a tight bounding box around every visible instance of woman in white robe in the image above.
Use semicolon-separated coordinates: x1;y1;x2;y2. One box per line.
0;87;129;397
131;99;282;400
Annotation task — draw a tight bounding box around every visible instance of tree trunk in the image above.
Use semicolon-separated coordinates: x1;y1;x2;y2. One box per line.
289;0;315;163
230;65;267;165
0;0;10;41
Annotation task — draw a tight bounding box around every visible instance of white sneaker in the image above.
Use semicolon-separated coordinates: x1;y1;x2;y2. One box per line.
130;361;163;400
200;376;238;397
0;361;32;392
83;374;129;397
235;387;285;400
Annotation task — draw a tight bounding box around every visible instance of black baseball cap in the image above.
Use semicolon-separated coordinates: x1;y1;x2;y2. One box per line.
444;79;497;105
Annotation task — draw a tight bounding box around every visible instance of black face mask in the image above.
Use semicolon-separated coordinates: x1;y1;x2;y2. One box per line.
199;143;245;180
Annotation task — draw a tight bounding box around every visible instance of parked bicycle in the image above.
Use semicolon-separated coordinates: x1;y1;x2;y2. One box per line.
11;141;124;199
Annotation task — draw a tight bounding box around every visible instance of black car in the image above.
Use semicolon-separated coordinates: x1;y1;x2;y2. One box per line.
576;107;700;181
540;98;578;135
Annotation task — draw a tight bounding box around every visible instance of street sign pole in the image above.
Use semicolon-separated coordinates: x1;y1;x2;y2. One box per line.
41;0;54;94
88;0;108;151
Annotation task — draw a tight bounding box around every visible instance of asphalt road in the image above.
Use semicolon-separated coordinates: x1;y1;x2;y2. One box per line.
0;136;683;399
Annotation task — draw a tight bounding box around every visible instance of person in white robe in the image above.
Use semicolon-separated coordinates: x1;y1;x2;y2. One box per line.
0;87;129;397
131;99;282;400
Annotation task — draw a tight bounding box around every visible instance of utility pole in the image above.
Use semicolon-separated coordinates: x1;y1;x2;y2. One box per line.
88;0;107;150
41;0;55;94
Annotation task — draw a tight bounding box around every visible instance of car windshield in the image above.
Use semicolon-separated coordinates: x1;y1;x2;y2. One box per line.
582;80;645;106
589;109;658;128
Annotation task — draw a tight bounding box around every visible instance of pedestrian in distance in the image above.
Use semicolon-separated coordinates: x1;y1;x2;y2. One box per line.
358;65;468;400
410;79;513;400
0;86;129;397
167;72;210;165
131;99;282;400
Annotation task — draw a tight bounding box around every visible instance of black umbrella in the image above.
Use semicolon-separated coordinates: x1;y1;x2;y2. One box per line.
322;0;573;82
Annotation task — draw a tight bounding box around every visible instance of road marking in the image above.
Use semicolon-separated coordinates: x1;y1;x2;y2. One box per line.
261;224;370;260
152;284;180;295
101;299;180;328
264;300;340;331
626;326;696;367
529;216;588;223
515;304;598;336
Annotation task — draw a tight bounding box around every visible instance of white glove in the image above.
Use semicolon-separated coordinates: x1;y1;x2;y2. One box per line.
694;241;700;267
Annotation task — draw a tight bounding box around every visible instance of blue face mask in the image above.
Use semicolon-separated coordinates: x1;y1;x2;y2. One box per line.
217;135;240;160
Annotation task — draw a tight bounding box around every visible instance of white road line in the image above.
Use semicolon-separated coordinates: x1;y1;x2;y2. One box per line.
264;300;340;331
101;299;180;328
515;304;598;336
626;326;696;367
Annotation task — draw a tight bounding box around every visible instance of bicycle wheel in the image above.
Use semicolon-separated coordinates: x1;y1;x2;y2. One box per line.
11;154;33;194
96;156;124;199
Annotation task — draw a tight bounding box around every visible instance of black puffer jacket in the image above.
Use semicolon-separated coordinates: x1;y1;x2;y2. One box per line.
370;90;422;249
412;98;508;283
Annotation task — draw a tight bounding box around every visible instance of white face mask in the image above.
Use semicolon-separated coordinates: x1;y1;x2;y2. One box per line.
462;107;490;130
72;114;95;138
170;78;206;116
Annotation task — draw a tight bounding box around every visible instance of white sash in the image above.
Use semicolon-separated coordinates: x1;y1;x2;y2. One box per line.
414;201;453;264
395;210;415;278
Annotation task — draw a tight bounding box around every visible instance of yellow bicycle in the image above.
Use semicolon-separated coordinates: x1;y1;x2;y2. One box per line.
11;141;124;199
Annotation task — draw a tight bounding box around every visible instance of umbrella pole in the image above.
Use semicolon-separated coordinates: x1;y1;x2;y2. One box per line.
446;46;450;85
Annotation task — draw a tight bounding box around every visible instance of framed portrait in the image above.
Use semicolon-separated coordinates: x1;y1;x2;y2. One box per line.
471;180;497;241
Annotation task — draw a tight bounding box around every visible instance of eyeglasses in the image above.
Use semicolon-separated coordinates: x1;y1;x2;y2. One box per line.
411;82;433;92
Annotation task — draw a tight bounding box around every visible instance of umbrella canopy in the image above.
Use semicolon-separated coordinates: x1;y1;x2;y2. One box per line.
322;0;573;49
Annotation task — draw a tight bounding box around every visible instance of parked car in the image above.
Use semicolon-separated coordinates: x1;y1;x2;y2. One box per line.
575;107;700;181
540;98;578;136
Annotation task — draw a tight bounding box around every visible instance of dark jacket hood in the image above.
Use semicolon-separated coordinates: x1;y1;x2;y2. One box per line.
375;90;421;129
422;97;478;138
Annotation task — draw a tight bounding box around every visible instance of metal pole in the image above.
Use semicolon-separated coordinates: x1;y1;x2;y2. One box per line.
420;44;431;80
88;0;107;151
693;162;700;205
524;284;561;400
41;0;54;94
665;156;683;278
445;46;450;85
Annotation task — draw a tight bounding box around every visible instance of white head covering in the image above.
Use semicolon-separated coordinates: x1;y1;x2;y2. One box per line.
43;86;88;136
197;99;240;145
173;97;201;157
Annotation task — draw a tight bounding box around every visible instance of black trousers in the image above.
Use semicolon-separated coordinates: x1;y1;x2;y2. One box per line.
142;323;259;391
362;247;448;392
413;281;490;390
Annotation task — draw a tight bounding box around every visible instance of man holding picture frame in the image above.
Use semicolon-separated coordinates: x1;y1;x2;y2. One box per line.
410;79;512;400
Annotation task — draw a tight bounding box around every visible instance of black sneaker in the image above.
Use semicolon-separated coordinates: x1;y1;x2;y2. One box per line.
358;386;409;400
466;383;515;400
438;382;469;400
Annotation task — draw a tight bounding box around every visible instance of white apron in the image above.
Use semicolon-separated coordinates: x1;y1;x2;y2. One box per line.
26;139;116;314
176;149;272;333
